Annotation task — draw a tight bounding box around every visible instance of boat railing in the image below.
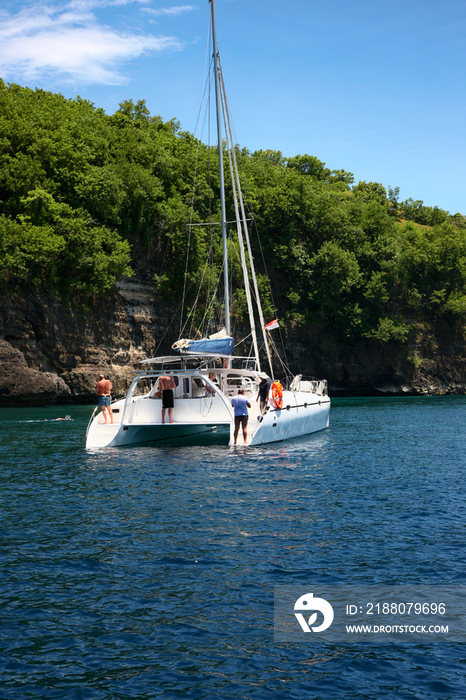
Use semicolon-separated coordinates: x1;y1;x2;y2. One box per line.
86;406;99;436
289;375;328;396
222;375;256;397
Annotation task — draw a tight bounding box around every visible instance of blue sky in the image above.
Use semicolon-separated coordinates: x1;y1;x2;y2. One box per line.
1;0;465;214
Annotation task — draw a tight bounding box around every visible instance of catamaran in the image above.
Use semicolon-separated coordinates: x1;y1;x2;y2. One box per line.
86;0;330;449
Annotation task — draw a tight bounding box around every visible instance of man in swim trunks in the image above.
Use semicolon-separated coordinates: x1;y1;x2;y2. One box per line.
231;389;251;445
96;374;113;424
256;372;271;413
158;374;176;424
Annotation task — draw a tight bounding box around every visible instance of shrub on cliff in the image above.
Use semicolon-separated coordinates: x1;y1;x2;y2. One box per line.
0;189;132;298
0;78;465;340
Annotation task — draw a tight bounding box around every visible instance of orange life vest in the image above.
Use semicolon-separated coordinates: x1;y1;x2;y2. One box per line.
270;380;283;409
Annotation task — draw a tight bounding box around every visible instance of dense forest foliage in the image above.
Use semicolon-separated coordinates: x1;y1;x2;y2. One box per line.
1;79;465;344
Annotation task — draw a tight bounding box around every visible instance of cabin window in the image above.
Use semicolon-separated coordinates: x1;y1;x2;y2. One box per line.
192;377;206;398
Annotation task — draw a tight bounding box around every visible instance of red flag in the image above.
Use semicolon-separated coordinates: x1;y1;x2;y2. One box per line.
265;319;279;331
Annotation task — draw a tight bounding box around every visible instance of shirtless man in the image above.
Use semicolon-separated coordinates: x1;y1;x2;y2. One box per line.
158;374;176;424
96;374;113;424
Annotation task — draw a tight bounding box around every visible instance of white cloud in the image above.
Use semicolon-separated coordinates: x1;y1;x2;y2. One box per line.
67;0;151;9
0;1;183;85
142;5;196;17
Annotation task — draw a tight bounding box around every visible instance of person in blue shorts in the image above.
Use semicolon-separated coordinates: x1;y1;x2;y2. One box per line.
231;389;251;445
96;374;113;424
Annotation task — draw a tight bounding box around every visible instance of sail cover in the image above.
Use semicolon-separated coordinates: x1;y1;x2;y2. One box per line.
172;328;234;355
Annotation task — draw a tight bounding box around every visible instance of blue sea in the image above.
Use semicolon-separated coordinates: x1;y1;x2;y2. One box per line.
1;397;465;699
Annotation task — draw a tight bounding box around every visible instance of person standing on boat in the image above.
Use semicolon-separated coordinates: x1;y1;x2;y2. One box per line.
206;372;218;396
96;374;113;424
159;374;176;424
256;372;271;413
231;389;251;445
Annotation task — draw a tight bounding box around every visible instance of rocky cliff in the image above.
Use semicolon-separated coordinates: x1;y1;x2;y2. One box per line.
0;279;172;406
287;321;466;397
1;279;466;406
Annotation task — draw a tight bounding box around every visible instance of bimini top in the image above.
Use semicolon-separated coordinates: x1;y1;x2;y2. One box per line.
140;352;236;365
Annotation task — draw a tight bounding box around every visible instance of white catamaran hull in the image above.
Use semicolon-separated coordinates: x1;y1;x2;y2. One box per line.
88;420;231;448
249;391;330;446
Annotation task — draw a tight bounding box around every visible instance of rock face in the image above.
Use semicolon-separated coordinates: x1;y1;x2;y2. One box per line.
1;279;466;405
0;339;71;405
0;280;175;406
284;321;466;396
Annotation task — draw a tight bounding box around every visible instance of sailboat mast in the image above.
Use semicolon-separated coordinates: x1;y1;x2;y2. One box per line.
210;0;230;337
218;65;274;377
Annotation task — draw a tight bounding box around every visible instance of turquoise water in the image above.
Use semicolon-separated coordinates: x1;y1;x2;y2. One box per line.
1;397;466;699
